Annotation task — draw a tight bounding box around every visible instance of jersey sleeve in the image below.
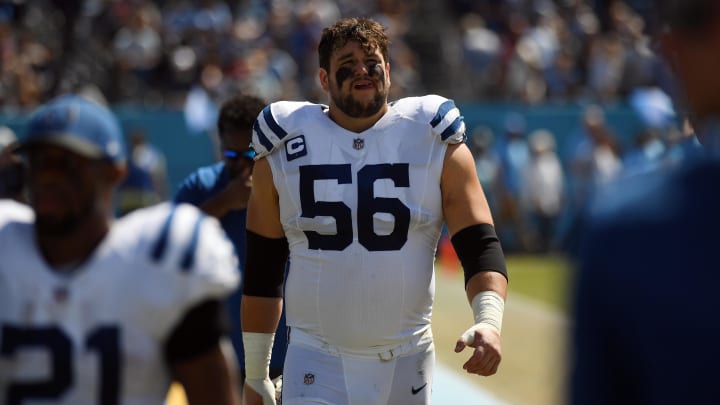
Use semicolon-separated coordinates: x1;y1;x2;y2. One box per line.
251;101;317;158
390;95;467;145
421;95;467;145
122;202;240;308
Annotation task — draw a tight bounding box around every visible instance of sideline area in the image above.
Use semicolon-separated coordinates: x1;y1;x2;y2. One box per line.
433;362;507;404
167;362;507;405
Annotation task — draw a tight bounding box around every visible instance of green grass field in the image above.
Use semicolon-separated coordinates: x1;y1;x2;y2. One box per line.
434;253;574;405
505;254;573;313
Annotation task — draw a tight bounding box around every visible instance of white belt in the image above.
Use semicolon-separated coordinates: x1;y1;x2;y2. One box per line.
288;327;434;361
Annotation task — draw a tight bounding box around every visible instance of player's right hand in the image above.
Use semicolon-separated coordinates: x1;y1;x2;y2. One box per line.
243;378;277;405
454;324;502;376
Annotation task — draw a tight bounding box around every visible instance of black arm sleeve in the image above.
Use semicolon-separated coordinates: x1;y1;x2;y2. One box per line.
451;223;509;286
164;299;230;365
242;230;289;297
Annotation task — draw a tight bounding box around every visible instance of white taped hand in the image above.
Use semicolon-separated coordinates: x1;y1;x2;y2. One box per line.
455;323;502;376
242;332;276;405
245;377;277;405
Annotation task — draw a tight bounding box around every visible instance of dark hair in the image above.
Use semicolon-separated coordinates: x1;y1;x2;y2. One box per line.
217;94;267;135
657;0;720;32
318;18;390;72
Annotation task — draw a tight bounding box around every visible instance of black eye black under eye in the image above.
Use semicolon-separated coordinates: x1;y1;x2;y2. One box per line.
335;66;353;86
368;63;383;77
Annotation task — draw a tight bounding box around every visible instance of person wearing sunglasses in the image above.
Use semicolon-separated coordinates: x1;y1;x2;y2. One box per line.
175;94;288;401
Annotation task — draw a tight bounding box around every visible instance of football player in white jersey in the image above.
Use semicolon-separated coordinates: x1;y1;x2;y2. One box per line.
0;95;240;405
241;18;509;405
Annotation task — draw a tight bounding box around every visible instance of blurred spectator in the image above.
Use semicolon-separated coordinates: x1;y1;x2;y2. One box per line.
567;105;623;211
621;128;665;176
116;153;157;216
128;128;169;201
494;112;532;252
112;3;163;79
0;125;24;201
459;13;502;98
586;33;626;102
520;129;565;253
0;0;678;107
563;104;623;254
469;126;501;213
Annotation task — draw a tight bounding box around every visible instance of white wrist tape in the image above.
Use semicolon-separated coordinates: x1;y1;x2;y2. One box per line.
243;332;275;380
470;291;505;334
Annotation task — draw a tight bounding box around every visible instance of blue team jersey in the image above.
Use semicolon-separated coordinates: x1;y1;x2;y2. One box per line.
571;155;720;404
174;162;288;371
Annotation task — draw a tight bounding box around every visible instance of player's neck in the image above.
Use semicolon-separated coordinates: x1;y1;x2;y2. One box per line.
36;216;111;271
327;103;388;133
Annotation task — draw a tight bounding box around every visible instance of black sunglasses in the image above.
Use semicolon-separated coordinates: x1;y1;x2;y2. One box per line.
223;149;256;161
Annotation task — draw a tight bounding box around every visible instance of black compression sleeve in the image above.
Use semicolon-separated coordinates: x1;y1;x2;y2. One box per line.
164;299;230;364
243;230;289;297
450;223;508;286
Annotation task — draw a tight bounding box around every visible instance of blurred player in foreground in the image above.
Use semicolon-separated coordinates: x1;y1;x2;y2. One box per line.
0;95;239;404
570;1;720;403
241;17;508;405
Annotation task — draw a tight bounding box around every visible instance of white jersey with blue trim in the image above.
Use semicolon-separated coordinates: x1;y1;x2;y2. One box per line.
0;202;239;405
252;95;466;352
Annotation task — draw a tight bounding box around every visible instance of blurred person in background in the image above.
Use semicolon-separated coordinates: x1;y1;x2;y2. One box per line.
116;128;168;216
563;104;623;255
129;128;169;200
469;126;501;214
0;95;239;405
494;112;531;252
570;0;720;403
0;125;25;201
241;17;508;405
174;93;287;401
520;128;565;253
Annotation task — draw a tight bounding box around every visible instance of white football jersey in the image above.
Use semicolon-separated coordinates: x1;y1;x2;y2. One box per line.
0;202;239;405
252;95;466;352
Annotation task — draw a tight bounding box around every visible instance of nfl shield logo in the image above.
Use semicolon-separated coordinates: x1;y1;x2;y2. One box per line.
353;138;364;150
303;373;315;385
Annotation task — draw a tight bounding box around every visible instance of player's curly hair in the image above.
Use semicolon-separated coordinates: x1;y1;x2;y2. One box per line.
318;17;390;72
217;94;267;135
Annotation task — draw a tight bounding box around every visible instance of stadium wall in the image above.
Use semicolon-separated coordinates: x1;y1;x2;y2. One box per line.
0;103;645;195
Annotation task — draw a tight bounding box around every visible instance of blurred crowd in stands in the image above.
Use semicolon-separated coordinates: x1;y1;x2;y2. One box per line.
468;104;699;254
1;0;696;254
0;0;665;108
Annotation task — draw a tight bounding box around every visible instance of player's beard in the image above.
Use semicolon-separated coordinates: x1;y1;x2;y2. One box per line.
34;198;96;237
331;79;388;119
36;213;83;237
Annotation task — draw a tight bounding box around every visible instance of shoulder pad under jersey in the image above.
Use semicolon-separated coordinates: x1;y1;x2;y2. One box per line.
251;101;323;158
115;202;239;298
0;199;33;227
391;95;467;144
